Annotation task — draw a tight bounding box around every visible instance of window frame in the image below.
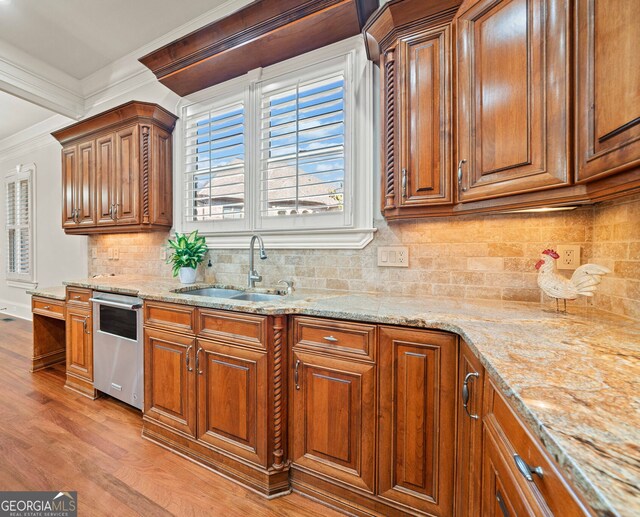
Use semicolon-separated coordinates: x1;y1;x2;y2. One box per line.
174;36;376;249
5;163;36;286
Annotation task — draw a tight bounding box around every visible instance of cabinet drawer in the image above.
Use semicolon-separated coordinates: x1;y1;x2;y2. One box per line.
66;287;92;306
32;297;66;320
198;309;267;349
484;380;591;516
144;301;196;335
292;317;376;361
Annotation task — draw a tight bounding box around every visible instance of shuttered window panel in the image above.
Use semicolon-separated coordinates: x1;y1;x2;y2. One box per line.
6;171;33;281
184;101;245;222
260;73;346;218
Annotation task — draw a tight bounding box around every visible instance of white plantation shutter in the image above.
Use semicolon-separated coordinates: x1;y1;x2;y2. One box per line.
6;166;34;283
260;73;346;221
184;99;246;225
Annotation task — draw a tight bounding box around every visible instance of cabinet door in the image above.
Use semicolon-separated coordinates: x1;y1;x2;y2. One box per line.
398;24;452;208
96;134;117;226
76;140;97;227
196;339;268;467
456;341;485;517
144;328;197;437
115;125;140;225
66;307;93;381
456;0;570;202
291;350;376;493
378;327;457;515
576;0;640;182
61;145;77;228
149;126;173;226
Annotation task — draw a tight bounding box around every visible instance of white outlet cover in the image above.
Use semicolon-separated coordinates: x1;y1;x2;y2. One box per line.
557;245;581;271
378;246;409;268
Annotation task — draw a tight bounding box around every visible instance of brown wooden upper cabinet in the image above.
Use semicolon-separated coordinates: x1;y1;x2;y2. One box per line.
456;0;571;202
52;101;177;234
365;0;462;220
365;0;640;219
576;0;640;183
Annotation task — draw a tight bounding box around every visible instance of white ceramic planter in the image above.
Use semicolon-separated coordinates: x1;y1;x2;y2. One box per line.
179;267;197;284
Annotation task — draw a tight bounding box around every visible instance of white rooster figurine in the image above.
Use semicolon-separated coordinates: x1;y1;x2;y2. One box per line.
535;249;611;312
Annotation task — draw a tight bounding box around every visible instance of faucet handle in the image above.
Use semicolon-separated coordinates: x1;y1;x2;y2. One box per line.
278;279;295;295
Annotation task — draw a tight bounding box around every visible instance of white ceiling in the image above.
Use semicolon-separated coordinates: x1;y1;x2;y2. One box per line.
0;90;55;141
0;0;228;79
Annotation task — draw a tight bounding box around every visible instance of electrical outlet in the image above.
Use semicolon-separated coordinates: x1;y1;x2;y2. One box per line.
91;249;98;259
161;249;167;260
557;245;581;270
107;248;114;260
378;246;409;268
113;248;119;260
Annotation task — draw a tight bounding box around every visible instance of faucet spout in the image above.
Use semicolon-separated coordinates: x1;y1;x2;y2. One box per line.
248;235;267;288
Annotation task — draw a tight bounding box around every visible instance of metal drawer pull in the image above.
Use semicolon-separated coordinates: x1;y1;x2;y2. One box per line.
186;345;193;372
294;359;301;390
323;335;339;343
462;372;479;420
513;454;543;481
42;306;51;310
73;296;81;300
196;348;204;375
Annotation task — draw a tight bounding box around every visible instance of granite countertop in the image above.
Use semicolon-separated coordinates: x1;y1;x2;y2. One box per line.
27;285;67;301
61;275;639;516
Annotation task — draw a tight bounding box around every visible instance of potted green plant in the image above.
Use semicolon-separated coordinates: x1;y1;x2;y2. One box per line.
167;230;208;284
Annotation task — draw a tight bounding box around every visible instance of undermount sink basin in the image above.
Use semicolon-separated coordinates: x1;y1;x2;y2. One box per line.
183;288;244;298
230;292;284;302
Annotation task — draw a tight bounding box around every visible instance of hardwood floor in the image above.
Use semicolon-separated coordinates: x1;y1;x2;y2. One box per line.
0;317;342;517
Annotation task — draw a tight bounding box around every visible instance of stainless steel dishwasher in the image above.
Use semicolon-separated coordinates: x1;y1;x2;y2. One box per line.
90;292;144;410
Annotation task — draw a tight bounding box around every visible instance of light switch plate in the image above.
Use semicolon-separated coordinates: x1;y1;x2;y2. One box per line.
378;246;409;268
557;245;580;270
113;248;119;260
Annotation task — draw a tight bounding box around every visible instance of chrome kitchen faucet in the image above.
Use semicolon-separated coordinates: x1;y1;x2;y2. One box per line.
248;234;268;288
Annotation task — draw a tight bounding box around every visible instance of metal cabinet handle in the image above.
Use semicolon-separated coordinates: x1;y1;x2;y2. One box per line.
196;347;204;375
294;359;301;390
496;490;510;517
323;335;339;343
73;296;81;300
513;454;543;482
457;159;468;192
83;315;91;335
109;204;116;220
462;371;479;419
186;345;193;372
401;168;407;198
42;306;50;310
114;203;119;220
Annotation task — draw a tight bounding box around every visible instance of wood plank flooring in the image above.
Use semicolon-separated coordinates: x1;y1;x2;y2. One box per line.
0;317;343;517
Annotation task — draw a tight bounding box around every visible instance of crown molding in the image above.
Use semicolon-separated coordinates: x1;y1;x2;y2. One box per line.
0;40;84;119
0;114;71;159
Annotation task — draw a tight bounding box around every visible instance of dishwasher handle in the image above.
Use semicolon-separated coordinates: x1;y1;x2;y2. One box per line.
89;298;142;310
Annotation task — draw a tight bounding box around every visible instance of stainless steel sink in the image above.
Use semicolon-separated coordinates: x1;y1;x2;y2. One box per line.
230;292;284;302
182;288;244;298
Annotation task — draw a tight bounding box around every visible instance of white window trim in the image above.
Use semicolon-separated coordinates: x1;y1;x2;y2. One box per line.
174;36;376;249
5;163;37;288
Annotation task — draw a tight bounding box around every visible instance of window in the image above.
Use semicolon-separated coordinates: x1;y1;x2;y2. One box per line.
177;37;375;249
5;164;35;284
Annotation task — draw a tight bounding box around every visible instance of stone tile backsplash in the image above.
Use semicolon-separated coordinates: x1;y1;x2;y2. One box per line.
88;194;640;320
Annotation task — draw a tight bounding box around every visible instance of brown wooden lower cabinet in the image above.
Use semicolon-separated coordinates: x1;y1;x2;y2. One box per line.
291;348;376;493
196;338;268;467
144;327;197;437
455;341;485;516
65;304;96;398
141;303;289;496
136;305;593;515
482;379;592;516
